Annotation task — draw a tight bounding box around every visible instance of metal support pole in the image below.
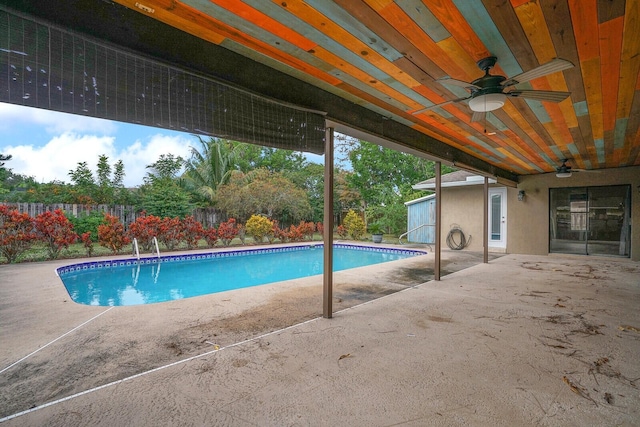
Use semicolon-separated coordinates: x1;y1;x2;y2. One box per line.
434;161;441;281
484;176;489;264
323;127;335;318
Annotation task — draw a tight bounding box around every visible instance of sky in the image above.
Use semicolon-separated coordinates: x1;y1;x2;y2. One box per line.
0;103;324;188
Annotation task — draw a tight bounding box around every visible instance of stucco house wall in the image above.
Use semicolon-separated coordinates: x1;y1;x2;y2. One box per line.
513;165;640;261
413;165;639;261
439;184;499;252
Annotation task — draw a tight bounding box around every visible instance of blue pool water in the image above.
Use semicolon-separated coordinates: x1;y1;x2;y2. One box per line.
57;244;426;306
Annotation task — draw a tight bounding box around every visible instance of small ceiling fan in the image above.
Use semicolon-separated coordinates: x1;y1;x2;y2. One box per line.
556;159;574;178
413;56;574;122
555;159;598;178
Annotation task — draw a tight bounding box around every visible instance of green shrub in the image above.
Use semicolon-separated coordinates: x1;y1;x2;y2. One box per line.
245;214;274;243
67;210;105;242
342;210;365;240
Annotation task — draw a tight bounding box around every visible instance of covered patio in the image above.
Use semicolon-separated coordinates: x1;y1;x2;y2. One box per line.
0;250;638;425
1;1;639;424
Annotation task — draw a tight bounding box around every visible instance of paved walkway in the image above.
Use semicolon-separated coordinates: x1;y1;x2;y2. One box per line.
1;251;639;426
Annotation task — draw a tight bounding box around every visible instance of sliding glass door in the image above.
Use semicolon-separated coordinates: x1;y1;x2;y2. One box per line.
550;185;630;257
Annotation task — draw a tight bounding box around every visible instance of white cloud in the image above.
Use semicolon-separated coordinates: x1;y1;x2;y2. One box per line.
4;132;192;187
0;103;117;134
5;133;117;184
118;134;192;186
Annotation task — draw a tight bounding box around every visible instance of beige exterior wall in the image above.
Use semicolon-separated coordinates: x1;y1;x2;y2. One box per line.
435;165;639;260
512;165;640;261
439;184;501;252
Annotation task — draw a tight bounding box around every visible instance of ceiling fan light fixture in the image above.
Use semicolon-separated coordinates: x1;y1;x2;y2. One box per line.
468;93;506;112
556;171;572;178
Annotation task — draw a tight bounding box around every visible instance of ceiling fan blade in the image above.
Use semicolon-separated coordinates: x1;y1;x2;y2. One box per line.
501;58;574;87
507;90;571;102
436;76;481;90
470;111;485;123
412;97;469;115
573;168;600;173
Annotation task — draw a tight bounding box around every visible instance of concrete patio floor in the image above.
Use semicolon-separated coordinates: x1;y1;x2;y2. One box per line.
1;248;639;426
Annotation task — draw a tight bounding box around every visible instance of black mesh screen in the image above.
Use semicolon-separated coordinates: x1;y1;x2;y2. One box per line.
0;7;326;154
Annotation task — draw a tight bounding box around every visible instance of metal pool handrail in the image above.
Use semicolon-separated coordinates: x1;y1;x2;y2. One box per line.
398;223;435;246
132;238;140;260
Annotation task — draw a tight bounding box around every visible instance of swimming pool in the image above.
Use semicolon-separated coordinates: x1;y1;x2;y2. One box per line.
57;244;427;306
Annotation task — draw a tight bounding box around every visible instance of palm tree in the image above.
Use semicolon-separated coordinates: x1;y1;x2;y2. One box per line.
182;136;239;205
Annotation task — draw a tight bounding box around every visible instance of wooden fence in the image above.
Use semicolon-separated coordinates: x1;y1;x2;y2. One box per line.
1;203;138;225
191;207;224;228
1;203;223;227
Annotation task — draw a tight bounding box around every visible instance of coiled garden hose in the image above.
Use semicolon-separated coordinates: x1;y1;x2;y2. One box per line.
446;226;471;250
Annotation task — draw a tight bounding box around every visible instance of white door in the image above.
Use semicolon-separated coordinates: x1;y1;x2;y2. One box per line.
488;188;507;249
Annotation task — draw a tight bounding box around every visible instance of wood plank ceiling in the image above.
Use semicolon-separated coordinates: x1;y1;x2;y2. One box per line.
30;1;640;176
111;0;640;176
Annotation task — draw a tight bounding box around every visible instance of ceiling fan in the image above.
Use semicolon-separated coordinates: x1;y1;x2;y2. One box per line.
556;159;574;178
555;159;599;178
413;56;574;122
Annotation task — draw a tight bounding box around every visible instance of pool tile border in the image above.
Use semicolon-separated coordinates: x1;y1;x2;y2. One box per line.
56;244;427;277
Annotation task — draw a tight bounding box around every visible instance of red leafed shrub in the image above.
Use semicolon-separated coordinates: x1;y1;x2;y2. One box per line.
287;224;305;242
81;232;94;257
297;221;316;241
128;213;162;252
316;222;324;236
98;214;130;254
35;209;78;260
0;205;38;263
182;215;204;250
336;225;347;239
218;218;239;247
272;221;288;243
158;217;183;251
202;227;218;248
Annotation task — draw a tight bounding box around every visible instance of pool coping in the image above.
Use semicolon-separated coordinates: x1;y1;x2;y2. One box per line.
55;242;428;277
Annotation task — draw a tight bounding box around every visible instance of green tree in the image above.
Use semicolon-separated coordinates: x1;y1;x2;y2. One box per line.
111;159;133;205
0;154;12;194
68;161;97;203
68;155;131;205
139;154;193;218
347;140;432;206
145;154;184;182
95;154;114;204
344;140;454;235
235;144;308;173
286;162;325;223
335;169;363;217
182;136;239;205
6;179;72;204
216;168;311;225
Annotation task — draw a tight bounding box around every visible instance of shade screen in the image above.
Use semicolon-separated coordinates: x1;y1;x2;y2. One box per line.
0;7;326;153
